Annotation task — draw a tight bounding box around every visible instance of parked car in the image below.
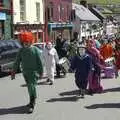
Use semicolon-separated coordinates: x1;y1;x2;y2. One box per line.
33;42;46;75
33;42;46;50
0;40;22;76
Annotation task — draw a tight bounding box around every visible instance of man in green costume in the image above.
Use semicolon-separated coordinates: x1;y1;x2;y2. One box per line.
11;32;43;113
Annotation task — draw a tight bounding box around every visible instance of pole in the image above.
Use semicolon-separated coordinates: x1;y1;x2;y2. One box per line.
10;0;14;38
44;0;48;43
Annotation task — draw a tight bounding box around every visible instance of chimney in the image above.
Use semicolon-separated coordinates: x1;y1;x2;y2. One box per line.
80;0;87;7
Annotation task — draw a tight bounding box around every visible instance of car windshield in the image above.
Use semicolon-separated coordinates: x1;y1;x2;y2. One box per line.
34;44;44;50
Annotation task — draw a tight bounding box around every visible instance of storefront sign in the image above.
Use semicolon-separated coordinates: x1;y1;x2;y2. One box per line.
0;12;6;20
14;24;44;32
48;23;73;30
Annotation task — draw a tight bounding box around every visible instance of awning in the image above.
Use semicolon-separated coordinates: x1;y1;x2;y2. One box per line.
72;3;100;21
0;12;6;20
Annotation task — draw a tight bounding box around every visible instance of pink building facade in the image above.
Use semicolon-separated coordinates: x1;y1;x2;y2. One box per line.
45;0;73;42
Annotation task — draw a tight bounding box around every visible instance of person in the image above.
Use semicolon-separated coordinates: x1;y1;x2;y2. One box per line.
67;32;79;63
113;38;120;78
43;42;59;85
55;34;69;77
11;31;43;113
70;45;92;98
86;40;104;95
100;40;113;60
55;34;68;58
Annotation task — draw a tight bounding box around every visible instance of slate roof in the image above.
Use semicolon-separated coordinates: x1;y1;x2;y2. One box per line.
72;3;100;21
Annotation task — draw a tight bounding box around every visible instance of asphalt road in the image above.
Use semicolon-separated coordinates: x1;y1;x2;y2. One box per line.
0;73;120;120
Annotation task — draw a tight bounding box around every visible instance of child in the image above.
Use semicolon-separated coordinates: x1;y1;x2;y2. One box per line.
70;45;92;98
43;42;59;85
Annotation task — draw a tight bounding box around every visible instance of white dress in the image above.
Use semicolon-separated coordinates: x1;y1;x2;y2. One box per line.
43;47;59;82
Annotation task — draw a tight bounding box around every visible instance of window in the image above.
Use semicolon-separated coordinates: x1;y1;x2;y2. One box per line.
60;3;62;20
67;5;69;20
36;2;40;22
71;9;76;21
47;2;54;22
0;0;3;6
20;0;26;21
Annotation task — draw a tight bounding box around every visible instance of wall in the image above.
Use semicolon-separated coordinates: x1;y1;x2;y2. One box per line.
13;0;44;24
47;0;72;22
3;0;12;39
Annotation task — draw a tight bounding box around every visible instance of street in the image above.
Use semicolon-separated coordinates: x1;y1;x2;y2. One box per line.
0;73;120;120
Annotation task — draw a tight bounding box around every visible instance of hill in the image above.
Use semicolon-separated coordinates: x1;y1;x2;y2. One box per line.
73;0;120;5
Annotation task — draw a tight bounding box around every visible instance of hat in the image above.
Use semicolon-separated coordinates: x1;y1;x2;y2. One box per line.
19;31;35;43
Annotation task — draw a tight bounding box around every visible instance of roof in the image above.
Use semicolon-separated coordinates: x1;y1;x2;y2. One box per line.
90;7;105;19
72;3;100;21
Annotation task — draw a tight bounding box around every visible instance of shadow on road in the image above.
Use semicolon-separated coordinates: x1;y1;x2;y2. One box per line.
85;103;120;109
21;81;50;87
0;105;29;115
103;87;120;93
46;96;79;102
59;90;79;96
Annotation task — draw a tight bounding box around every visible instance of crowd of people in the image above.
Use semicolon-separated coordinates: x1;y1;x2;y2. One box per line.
11;31;120;113
54;32;120;98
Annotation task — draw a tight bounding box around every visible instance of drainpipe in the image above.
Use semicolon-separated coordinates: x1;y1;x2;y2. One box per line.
44;0;48;43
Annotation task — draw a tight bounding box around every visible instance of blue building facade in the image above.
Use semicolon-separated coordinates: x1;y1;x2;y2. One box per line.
0;0;12;40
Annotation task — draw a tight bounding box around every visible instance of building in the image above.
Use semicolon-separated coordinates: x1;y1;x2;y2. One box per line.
13;0;44;42
0;0;12;40
72;3;100;40
45;0;73;42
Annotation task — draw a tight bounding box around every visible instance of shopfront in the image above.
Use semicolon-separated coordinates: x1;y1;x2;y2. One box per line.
48;22;73;42
14;24;44;42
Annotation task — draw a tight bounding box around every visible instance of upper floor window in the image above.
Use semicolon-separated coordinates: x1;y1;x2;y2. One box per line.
0;0;3;6
67;5;69;20
59;3;64;21
47;2;54;21
36;2;40;22
20;0;26;21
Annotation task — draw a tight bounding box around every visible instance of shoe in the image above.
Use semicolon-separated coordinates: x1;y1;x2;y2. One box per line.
56;74;61;78
28;106;34;114
81;94;84;98
49;80;53;85
87;89;93;96
46;78;50;82
78;89;81;96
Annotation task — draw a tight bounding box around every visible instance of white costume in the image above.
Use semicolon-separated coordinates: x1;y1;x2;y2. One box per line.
43;42;59;82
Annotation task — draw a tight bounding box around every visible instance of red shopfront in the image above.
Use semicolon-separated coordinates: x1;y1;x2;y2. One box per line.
14;24;44;42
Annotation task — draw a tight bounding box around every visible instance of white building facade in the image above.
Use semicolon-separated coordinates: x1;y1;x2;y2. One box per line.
72;4;102;41
13;0;45;42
